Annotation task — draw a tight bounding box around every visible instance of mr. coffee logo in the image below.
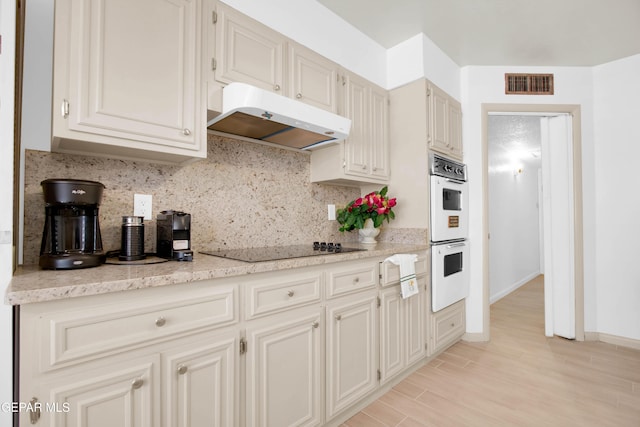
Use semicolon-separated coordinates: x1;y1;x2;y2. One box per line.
71;189;86;195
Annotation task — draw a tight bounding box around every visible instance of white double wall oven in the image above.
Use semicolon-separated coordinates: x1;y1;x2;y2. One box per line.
429;153;470;312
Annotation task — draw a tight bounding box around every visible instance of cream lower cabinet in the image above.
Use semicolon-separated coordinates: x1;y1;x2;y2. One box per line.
244;308;323;427
19;252;465;427
40;355;160;427
162;332;237;427
19;282;239;427
326;289;378;420
428;299;466;356
379;276;427;384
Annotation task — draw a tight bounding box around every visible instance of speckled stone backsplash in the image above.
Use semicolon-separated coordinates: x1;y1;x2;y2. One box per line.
23;134;364;265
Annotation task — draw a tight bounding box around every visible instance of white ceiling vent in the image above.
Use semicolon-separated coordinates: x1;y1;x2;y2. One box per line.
505;73;554;95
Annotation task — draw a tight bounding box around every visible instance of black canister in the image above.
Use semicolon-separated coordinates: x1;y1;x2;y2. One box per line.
120;216;145;261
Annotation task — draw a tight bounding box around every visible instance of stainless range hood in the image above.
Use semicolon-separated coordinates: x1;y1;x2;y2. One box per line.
207;83;351;150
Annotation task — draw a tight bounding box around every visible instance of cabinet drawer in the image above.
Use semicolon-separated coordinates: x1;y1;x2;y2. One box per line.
431;300;465;352
33;283;237;371
380;252;428;287
244;271;322;320
326;260;378;299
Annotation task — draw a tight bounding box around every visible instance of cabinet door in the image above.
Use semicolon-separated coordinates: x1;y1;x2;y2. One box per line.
326;292;378;419
289;42;338;112
448;100;463;159
428;84;449;153
38;357;160;427
246;309;322;427
379;287;403;383
215;2;286;94
343;73;369;176
369;85;390;179
53;0;204;154
405;277;427;366
163;333;237;427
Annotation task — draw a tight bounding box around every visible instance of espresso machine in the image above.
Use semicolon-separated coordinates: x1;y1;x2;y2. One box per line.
39;179;106;269
156;210;193;261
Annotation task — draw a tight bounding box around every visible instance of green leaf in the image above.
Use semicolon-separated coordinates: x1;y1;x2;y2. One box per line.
380;186;388;197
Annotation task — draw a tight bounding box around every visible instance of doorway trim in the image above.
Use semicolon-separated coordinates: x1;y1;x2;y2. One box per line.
481;103;585;341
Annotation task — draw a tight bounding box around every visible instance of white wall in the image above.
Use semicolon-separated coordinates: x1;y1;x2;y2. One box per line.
593;54;640;341
461;65;597;335
0;0;16;424
488;116;541;303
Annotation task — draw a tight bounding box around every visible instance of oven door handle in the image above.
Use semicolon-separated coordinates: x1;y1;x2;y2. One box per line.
446;242;467;249
444;178;466;185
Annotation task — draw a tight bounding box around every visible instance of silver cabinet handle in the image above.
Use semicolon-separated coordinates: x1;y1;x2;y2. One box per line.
312;321;319;329
335;314;342;321
183;128;191;136
177;364;188;375
155;317;166;327
287;290;295;297
274;84;281;91
131;378;144;390
296;93;302;99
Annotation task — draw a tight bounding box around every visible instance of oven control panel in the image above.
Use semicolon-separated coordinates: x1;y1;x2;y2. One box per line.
429;153;467;181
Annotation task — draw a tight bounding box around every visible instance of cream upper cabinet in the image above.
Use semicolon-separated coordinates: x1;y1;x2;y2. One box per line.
288;42;339;113
427;82;463;160
245;308;323;427
310;71;390;186
214;2;286;94
51;0;207;164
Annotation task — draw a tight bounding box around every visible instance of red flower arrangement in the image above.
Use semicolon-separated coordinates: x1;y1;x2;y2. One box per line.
336;186;397;232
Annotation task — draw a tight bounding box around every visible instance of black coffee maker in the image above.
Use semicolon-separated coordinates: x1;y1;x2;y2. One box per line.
39;179;106;269
157;210;193;261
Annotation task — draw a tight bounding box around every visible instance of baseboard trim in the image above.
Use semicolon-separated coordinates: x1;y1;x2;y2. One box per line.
490;271;541;304
584;331;640;350
462;332;489;342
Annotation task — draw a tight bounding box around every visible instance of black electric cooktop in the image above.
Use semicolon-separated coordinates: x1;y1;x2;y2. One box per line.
200;242;364;263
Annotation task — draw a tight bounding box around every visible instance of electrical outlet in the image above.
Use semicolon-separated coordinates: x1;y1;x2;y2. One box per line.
134;194;153;220
328;204;336;221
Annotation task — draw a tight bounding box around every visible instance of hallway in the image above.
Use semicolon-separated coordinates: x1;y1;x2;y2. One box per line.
343;276;640;426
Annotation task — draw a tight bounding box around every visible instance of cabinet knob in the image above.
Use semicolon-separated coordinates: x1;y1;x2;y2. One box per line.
296;93;302;99
131;378;144;390
183;128;191;136
335;314;342;321
274;84;281;91
287;290;295;297
362;164;367;170
177;364;188;375
312;321;319;329
373;167;377;172
353;277;360;284
155;317;166;327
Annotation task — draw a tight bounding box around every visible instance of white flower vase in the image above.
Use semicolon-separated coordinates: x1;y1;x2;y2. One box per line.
358;218;380;244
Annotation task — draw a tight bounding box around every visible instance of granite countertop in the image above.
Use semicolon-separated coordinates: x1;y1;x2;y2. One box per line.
6;242;429;305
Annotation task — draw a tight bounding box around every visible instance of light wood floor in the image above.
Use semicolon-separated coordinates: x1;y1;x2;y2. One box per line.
342;275;640;426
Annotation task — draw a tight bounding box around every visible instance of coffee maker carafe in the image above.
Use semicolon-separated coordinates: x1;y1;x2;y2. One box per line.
39;179;106;269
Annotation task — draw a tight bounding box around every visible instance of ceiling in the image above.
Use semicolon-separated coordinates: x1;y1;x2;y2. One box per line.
317;0;640;66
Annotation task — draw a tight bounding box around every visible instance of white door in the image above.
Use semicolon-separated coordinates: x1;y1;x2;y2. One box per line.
541;115;575;339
